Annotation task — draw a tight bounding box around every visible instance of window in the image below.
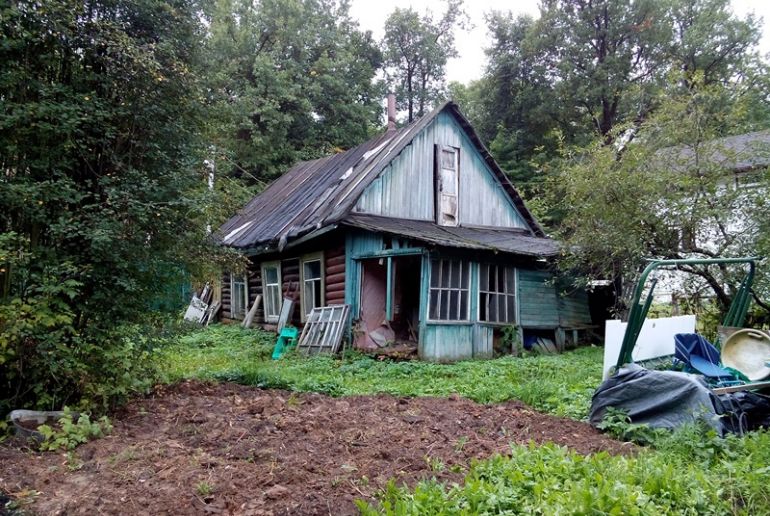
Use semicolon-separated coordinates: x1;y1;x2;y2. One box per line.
230;274;248;319
261;261;281;322
435;145;459;226
301;253;324;320
479;264;516;323
428;258;470;321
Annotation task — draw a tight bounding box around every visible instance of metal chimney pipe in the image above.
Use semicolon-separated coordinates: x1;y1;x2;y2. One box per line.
387;93;396;131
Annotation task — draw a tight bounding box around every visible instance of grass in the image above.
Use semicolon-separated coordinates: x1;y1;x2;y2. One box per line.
153;324;770;515
155;324;601;420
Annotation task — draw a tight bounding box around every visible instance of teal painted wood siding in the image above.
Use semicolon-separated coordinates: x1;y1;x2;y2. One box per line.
420;324;475;362
354;112;528;229
345;231;383;317
517;269;560;328
558;288;592;327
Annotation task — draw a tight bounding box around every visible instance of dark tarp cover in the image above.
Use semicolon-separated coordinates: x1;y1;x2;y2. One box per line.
589;364;724;434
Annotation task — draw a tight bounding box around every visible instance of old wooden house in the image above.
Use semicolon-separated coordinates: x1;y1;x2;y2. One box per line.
217;100;591;361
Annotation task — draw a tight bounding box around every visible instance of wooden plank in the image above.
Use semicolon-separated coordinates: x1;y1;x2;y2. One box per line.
277;297;294;333
711;381;770;394
242;295;262;329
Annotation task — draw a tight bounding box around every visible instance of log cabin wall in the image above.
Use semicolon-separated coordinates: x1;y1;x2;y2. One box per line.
325;243;346;306
281;257;301;327
220;272;232;320
219;232;347;325
247;257;263;323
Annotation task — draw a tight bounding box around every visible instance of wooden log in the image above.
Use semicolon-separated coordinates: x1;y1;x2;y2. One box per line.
325;255;346;267
326;292;345;303
326;263;345;275
325;282;345;294
326;272;345;285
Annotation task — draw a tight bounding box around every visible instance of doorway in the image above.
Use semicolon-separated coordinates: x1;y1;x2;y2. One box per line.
355;255;422;349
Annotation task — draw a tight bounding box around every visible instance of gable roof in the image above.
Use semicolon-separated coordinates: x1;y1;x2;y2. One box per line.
217;101;546;251
658;129;770;173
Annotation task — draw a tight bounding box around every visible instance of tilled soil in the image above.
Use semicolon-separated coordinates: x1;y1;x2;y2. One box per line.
0;381;631;515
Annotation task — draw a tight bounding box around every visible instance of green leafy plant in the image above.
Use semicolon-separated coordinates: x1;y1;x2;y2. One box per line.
501;324;523;356
596;407;665;445
37;409;112;451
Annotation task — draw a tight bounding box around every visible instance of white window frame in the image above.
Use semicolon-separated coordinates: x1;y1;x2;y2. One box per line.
478;263;517;324
230;273;249;319
261;261;282;323
300;252;325;322
427;258;470;322
435;145;460;227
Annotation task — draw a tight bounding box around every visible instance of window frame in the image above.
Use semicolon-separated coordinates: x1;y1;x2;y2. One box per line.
427;258;471;323
230;273;249;320
300;252;325;322
261;261;282;323
477;263;517;325
434;144;460;227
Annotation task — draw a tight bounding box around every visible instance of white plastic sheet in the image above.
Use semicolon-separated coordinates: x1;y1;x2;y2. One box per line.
603;315;696;379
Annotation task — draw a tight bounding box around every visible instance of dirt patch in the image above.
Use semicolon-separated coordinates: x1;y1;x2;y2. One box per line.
0;382;631;515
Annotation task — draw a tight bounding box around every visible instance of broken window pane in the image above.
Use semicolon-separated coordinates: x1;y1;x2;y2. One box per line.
478;264;516;324
431;260;441;287
429;258;469;321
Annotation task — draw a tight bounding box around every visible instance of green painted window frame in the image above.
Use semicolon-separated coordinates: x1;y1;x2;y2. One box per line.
427;258;470;322
478;263;516;324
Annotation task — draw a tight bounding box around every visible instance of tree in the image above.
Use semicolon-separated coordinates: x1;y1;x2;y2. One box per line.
475;0;766;224
555;81;770;313
0;0;219;413
535;0;671;141
476;12;569;194
668;0;762;89
204;0;383;186
382;0;468;123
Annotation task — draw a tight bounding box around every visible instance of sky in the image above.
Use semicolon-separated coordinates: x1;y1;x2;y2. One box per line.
349;0;770;85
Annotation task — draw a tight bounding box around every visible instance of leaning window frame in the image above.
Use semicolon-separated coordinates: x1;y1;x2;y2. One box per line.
477;263;517;325
261;261;282;323
427;257;471;323
300;252;325;322
230;273;249;320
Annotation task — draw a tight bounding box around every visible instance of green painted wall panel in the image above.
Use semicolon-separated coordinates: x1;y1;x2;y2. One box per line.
518;269;559;328
558;288;592;327
421;324;475;362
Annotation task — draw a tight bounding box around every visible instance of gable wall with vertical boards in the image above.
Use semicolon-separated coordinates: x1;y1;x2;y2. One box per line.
353;111;529;229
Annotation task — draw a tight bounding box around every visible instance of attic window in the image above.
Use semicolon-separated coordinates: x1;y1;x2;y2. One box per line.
435;145;459;226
